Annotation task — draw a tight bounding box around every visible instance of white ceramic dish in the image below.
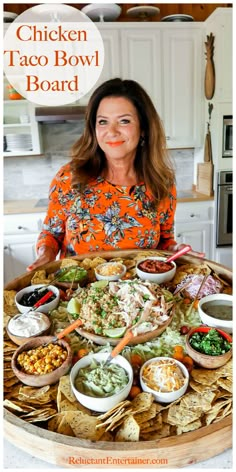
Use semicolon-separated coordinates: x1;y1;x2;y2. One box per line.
70;353;133;412
15;284;60;314
6;312;51;346
198;294;233;333
95;262;126;281
140;357;189;403
136;257;176;284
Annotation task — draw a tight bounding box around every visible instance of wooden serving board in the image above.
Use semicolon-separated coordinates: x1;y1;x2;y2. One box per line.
4;250;232;468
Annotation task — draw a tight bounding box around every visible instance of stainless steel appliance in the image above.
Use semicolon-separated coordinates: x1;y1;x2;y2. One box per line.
222;115;233;157
216;171;232;246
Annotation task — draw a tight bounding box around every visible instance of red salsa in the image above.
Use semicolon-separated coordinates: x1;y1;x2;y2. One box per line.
138;259;173;274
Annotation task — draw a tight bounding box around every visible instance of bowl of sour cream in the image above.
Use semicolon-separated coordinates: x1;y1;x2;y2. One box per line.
6;311;51;345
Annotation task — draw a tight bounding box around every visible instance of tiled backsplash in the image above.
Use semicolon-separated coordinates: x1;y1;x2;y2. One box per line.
4;122;194;201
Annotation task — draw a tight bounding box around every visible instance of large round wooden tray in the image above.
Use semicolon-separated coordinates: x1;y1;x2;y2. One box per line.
4;250;232;468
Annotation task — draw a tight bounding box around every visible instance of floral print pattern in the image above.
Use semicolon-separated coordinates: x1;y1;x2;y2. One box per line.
36;163;177;257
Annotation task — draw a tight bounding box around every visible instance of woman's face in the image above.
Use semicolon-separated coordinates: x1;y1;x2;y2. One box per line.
95;96;141;162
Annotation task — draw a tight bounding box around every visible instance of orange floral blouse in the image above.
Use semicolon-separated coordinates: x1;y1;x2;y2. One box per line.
36;163;177;258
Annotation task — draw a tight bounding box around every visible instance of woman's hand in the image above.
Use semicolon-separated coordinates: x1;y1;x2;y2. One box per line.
27;246;57;272
169;243;205;259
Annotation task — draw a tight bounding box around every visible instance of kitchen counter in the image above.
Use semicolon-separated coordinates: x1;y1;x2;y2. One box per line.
3;439;232;469
4;190;214;215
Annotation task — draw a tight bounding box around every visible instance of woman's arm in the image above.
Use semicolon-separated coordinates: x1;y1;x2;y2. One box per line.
27;165;70;271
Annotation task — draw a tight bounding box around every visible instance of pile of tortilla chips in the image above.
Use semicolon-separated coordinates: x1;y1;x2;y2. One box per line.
5;358;231;442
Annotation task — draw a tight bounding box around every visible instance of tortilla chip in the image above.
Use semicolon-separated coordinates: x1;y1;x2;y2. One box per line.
115;416;140;442
31;269;48;284
216;378;232;393
60;259;79;268
134;403;157;425
58;396;90;415
205;399;232;425
140;424;170;441
89;257;107;268
217;359;233;377
106;409;133;432
131;392;154;413
97;400;131;421
191;368;221;386
176;419;202;435
180;391;215;412
3;290;17;306
58;375;76;403
140;414;163;433
167;405;202;427
70;413;104;440
189;379;218;394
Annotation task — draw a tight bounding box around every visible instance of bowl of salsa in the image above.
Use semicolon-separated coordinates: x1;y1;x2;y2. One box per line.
136;257;176;284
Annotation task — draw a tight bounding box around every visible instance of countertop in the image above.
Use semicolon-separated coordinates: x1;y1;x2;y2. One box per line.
4;190;214;215
3;439;232;469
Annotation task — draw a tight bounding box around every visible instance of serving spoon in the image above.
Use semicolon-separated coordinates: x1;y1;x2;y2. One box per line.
164;244;192;263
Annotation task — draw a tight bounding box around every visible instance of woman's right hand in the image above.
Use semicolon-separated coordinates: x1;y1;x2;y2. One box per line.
27;246;57;272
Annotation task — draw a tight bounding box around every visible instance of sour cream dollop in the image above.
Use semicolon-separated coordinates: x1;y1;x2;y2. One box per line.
8;312;49;337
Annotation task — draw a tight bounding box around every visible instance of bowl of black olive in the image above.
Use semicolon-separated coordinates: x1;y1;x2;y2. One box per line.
15;284;60;314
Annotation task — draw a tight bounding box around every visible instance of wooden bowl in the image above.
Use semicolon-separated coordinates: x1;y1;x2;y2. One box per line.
6;312;51;346
185;326;232;369
11;336;72;386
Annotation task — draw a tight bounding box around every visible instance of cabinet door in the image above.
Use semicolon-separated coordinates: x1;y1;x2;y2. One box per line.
175;222;213;260
4;234;38;284
121;29;163;115
81;29;121;104
162;28;203;148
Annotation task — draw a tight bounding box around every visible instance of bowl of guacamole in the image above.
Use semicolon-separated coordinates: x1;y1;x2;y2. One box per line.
70;353;133;412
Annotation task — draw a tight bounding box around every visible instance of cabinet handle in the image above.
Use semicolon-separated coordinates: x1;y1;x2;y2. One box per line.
4;246;9;250
17;225;28;230
190;214;195;218
166;136;171;140
177;233;181;238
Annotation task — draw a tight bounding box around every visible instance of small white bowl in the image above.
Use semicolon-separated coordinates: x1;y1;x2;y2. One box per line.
6;311;51;346
140;357;189;403
15;284;60;314
95;262;126;281
198;294;233;334
70;352;133;412
136;257;176;284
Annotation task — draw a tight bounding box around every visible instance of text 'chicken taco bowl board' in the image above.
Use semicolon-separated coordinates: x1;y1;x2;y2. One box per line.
3;250;233;468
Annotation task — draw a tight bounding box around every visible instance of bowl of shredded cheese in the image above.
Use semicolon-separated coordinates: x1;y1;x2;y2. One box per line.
95;262;126;281
140;357;189;403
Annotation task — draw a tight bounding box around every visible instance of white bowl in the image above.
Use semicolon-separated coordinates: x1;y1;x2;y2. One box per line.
136;257;176;284
95;262;126;281
70;353;133;412
198;294;233;334
15;284;60;314
140;357;189;403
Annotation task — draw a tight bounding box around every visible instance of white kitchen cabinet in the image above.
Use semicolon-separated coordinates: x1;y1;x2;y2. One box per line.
120;28;163;116
4;213;45;284
214;248;232;270
3;79;43;157
162;28;203;148
86;23;204;148
175;201;214;260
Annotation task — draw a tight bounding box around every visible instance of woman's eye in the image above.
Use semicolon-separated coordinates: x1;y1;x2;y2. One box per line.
97;119;107;125
120;119;130;124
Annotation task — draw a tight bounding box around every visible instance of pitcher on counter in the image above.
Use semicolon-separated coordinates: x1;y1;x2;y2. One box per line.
27;78;204;272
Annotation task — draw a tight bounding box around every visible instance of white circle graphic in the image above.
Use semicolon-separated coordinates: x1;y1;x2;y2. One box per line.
3;4;104;106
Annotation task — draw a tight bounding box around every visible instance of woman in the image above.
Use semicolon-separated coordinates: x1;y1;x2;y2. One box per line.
27;78;203;271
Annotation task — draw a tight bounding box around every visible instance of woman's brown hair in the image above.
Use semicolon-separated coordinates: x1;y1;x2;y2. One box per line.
70;78;175;203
